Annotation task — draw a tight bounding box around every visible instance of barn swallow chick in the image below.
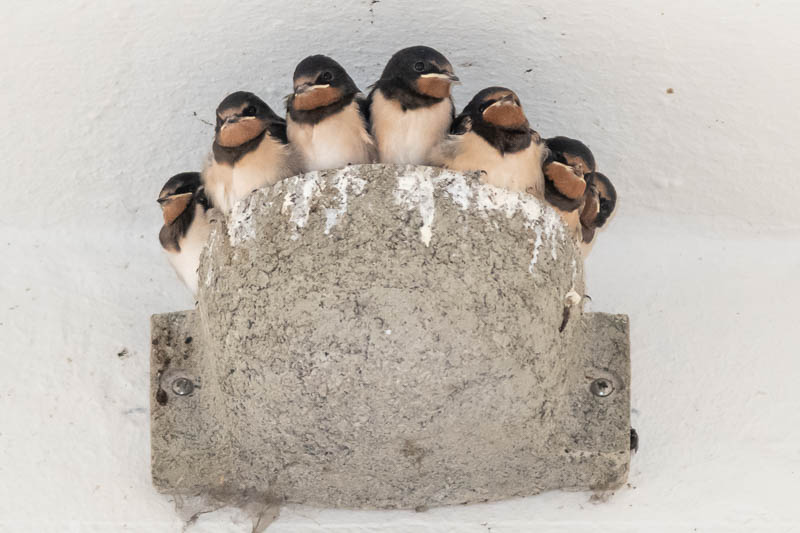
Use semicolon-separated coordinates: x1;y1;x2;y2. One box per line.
543;136;596;210
578;171;617;256
158;172;211;295
286;55;376;172
203;91;301;214
368;45;459;165
435;87;547;195
541;136;617;255
542;136;597;238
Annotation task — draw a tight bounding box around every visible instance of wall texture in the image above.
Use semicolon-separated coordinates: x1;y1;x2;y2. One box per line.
1;1;799;532
3;0;800;237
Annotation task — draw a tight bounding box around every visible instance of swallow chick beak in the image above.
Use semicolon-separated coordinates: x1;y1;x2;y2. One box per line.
490;93;518;107
216;113;265;148
482;93;527;130
419;71;460;84
217;115;242;146
158;192;193;225
415;70;459;99
221;113;259;127
294;81;330;95
218;113;248;135
291;81;342;111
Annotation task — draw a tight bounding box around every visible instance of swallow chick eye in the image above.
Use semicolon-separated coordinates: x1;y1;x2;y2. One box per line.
479;100;494;113
320;71;333;82
242;105;257;117
413;61;425;72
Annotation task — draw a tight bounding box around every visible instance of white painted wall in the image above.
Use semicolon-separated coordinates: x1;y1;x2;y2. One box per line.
1;1;799;531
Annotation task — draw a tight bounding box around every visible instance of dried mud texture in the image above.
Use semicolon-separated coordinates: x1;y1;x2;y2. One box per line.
151;164;630;510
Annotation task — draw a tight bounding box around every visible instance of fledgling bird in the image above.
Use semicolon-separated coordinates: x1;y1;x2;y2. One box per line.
435;87;547;195
543;136;596;208
578;171;617;256
542;136;596;238
158;172;211;295
202;91;301;214
367;45;459;165
542;136;617;255
286;55;376;172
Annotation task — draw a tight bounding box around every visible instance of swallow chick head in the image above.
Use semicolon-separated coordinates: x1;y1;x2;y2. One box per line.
290;55;358;112
157;172;204;225
468;87;529;131
579;172;617;246
546;136;597;175
215;91;281;148
456;87;533;154
592;172;617;227
380;45;459;99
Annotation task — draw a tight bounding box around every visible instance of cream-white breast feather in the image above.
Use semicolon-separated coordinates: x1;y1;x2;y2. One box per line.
288;100;375;172
444;131;547;197
203;137;300;214
201;156;233;213
370;91;452;165
165;203;211;295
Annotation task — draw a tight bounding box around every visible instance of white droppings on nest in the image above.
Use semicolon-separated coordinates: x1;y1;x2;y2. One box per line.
473;184;544;221
324;167;368;235
393;168;568;269
541;208;566;261
395;167;437;246
565;289;581;306
565;260;582;310
227;195;257;246
203;228;219;287
281;172;325;240
324;209;338;235
467;180;565;270
529;227;544;273
442;172;473;209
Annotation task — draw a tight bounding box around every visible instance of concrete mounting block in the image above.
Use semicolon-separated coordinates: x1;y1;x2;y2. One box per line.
150;164;631;510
